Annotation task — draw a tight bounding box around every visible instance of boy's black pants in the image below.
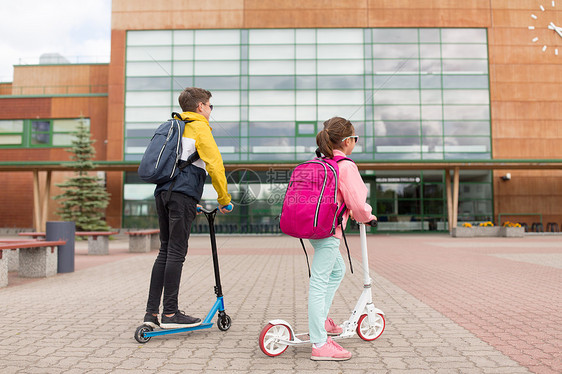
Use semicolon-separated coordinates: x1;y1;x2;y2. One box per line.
146;191;197;315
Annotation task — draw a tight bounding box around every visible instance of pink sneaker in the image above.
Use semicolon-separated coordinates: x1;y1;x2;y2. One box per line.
311;337;352;361
325;317;343;335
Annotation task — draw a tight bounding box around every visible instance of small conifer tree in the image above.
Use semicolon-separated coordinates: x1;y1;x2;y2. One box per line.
54;119;111;231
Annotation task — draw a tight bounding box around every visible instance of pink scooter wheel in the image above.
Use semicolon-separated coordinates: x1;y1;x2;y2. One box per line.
357;313;385;341
259;323;292;356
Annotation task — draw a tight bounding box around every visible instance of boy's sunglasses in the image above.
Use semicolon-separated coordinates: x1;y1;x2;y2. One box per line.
341;135;359;143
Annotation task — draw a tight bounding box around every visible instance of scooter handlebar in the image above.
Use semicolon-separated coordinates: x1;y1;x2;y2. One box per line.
366;219;378;227
197;204;233;214
197;206;213;214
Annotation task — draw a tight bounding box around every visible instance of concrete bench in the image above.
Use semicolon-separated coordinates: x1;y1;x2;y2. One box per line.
76;231;119;255
0;239;66;286
126;229;160;253
0;239;30;272
19;231;118;255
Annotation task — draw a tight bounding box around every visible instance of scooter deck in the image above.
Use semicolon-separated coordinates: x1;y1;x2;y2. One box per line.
144;322;215;337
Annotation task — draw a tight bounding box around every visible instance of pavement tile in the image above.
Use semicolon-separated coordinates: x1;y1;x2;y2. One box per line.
2;234;557;373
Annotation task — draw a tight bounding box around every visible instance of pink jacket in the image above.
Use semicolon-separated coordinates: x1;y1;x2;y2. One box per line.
333;149;376;239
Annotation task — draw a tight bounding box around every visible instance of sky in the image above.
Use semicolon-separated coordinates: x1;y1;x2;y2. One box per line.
0;0;112;82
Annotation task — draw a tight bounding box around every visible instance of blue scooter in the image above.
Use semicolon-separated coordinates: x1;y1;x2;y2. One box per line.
134;205;232;343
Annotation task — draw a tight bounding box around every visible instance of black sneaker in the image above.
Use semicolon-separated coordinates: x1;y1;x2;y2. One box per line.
160;310;202;329
143;313;160;329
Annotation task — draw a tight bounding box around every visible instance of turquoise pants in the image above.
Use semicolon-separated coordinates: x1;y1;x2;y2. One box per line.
308;236;346;344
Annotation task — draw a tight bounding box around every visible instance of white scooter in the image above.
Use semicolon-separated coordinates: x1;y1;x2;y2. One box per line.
259;221;385;356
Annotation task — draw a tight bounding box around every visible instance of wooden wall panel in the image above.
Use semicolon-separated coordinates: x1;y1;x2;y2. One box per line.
492;82;562;101
491;0;544;10
493;120;562;138
246;0;367;9
491;101;562;120
105;29;127;228
489;45;562;64
493;138;562;158
367;9;490;27
107;30;126;162
112;0;243;12
105;172;124;228
171;11;244;29
245;10;368;28
14;65;90;87
491;64;562;83
113;11;244;30
0;83;11;95
112;0;244;30
1;173;34;227
0;98;51;119
12;65;109;95
370;0;490;8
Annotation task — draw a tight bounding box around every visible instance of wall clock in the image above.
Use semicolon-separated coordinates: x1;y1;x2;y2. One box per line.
529;1;561;55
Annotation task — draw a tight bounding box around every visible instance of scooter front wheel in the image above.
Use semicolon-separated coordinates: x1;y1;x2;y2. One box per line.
259;323;292;357
357;313;385;341
217;314;232;331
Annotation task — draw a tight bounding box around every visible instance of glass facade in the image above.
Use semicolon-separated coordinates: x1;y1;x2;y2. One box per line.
123;28;493;231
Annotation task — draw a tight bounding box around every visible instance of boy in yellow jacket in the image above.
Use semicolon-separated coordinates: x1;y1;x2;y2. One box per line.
144;87;233;329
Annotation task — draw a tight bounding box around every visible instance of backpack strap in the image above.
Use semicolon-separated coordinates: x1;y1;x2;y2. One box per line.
339;215;354;275
164;118;199;202
334;156;355;274
299;239;312;278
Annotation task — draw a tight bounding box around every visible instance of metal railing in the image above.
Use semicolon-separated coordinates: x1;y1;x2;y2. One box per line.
0;84;108;96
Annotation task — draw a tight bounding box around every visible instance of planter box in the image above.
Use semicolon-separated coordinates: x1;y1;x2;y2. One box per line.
452;226;500;237
451;227;474;237
500;227;525;237
452;226;524;238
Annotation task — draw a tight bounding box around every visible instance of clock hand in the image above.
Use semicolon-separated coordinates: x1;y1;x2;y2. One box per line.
549;22;562;38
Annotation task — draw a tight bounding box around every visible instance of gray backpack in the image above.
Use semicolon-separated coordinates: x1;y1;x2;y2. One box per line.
138;112;199;184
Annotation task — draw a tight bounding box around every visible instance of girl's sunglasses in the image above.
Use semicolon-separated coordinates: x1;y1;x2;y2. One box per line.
341;135;359;143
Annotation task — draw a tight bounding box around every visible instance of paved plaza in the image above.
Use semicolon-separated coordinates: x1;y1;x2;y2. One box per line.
0;231;560;373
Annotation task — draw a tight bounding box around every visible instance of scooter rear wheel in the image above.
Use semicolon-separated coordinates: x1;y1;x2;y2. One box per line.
259;323;292;356
134;324;153;344
357;313;385;341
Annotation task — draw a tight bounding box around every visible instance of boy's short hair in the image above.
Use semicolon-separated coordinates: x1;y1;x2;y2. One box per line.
178;87;212;112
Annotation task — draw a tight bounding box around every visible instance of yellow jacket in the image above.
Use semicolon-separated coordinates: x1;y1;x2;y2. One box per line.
155;112;231;206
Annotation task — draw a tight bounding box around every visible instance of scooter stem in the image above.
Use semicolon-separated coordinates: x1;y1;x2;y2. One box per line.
359;224;371;286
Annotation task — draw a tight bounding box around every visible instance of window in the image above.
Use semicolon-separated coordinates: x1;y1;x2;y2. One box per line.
0;120;24;146
0;118;90;148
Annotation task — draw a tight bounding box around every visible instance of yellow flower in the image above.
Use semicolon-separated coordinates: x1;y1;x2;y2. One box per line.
462;222;473;228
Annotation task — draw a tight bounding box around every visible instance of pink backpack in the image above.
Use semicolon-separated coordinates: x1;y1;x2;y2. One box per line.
280;154;355;275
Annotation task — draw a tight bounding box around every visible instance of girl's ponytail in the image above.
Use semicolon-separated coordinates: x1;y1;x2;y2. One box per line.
316;129;334;158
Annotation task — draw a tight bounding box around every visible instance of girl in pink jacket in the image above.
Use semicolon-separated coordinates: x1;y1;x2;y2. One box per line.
309;116;376;361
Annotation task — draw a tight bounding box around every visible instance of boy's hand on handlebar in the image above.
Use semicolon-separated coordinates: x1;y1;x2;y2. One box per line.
219;203;234;214
196;204;203;214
